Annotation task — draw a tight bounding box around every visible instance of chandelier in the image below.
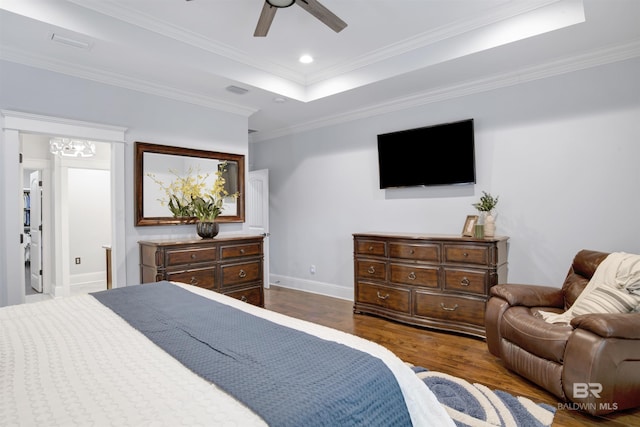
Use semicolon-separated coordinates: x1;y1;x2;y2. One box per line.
49;137;96;158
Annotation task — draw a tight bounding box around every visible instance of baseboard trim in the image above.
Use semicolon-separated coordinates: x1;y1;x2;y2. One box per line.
70;271;105;287
269;274;353;301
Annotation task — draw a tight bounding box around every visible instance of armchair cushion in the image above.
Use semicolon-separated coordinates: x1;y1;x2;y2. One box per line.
501;307;573;363
563;250;609;307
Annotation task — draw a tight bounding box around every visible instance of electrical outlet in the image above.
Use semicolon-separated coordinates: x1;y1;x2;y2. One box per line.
310;265;316;274
75;257;81;265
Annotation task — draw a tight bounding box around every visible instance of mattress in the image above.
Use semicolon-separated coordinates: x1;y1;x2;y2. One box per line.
0;281;454;426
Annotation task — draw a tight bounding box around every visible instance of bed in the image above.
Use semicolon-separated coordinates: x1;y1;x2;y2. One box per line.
1;281;454;426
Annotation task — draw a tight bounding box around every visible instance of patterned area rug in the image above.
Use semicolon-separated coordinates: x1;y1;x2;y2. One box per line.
410;366;556;427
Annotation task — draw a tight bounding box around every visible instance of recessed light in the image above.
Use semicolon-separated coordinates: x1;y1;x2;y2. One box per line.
299;54;314;64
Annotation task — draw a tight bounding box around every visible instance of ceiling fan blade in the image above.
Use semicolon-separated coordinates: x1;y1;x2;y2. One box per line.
254;2;277;37
296;0;347;33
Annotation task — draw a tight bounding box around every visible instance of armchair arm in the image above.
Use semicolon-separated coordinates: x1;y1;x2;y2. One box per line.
490;284;564;308
570;312;640;339
563;315;640;415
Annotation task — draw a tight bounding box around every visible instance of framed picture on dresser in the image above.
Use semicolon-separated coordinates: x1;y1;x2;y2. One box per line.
462;215;478;237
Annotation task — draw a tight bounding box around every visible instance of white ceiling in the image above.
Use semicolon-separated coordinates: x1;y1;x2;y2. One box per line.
1;0;639;142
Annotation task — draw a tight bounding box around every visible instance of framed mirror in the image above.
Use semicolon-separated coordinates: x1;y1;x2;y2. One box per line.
135;141;245;226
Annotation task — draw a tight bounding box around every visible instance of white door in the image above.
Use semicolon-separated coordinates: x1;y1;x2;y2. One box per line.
247;169;270;288
30;171;43;293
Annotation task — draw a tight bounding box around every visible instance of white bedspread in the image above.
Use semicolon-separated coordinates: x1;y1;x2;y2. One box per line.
0;282;453;426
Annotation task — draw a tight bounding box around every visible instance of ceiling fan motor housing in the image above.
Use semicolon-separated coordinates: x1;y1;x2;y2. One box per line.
266;0;295;8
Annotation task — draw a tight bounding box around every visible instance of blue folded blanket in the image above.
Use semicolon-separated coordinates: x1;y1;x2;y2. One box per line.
93;282;413;427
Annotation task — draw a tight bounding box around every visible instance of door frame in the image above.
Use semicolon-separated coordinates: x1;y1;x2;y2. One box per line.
248;169;270;288
1;110;127;306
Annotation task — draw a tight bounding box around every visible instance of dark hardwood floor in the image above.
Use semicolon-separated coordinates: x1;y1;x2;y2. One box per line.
264;286;640;427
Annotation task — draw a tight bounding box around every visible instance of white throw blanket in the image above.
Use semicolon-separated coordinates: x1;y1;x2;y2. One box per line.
539;252;640;324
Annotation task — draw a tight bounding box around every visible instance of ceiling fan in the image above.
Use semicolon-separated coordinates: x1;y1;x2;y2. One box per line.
254;0;347;37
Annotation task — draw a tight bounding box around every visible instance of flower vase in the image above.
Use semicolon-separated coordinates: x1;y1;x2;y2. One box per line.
196;220;219;239
484;212;496;237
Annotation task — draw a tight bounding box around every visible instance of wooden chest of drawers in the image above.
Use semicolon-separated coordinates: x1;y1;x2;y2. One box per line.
353;233;508;338
139;235;264;307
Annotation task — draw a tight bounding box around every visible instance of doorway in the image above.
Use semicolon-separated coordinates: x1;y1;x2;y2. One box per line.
0;110;127;307
21;133;113;301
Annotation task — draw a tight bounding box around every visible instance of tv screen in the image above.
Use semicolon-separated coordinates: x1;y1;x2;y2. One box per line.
377;119;475;189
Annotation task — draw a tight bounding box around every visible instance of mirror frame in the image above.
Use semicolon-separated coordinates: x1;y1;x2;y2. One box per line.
135;141;245;226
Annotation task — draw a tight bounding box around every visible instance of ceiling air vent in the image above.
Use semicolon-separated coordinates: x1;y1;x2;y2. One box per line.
226;85;249;95
50;33;91;50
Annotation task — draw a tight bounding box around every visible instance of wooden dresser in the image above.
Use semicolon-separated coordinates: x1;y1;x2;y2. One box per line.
139;235;264;307
353;233;508;338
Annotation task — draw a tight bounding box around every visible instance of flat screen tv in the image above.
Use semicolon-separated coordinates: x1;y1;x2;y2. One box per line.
377;119;475;189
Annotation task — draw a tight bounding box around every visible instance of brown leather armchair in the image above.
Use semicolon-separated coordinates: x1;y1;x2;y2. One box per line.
485;249;640;415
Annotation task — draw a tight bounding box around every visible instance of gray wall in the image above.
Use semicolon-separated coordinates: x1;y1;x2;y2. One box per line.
250;58;640;298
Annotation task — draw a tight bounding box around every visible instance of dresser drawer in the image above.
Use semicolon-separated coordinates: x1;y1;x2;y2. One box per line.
355;239;387;257
355;259;387;281
390;263;439;288
220;242;262;259
357;282;410;313
389;243;439;262
443;269;487;295
223;286;264;306
220;261;262;288
167;267;216;290
166;247;217;266
414;292;485;326
443;244;490;266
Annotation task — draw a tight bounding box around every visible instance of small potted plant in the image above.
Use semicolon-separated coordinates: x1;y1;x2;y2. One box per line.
472;191;499;237
472;191;499;213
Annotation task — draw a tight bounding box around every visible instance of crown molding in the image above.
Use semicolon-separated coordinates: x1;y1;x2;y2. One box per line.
0;47;258;117
305;0;559;85
251;38;640;143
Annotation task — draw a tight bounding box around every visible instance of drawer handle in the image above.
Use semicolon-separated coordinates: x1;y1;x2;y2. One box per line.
410;249;415;255
368;246;374;251
440;303;459;311
463;252;469;257
376;291;390;300
240;295;248;302
191;254;197;259
238;269;247;278
190;276;199;285
460;277;470;286
240;248;245;254
367;266;376;274
408;272;416;280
